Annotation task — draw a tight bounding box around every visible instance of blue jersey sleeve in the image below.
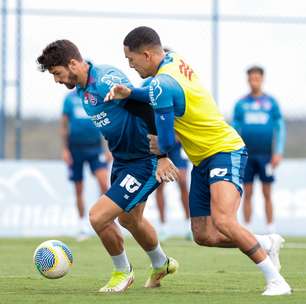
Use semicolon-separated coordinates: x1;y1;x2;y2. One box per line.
272;100;286;155
232;101;244;134
154;111;176;153
274;118;286;155
130;86;150;103
149;74;185;152
130;74;185;153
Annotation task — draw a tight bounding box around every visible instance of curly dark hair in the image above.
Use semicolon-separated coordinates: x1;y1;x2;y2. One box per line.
37;39;82;72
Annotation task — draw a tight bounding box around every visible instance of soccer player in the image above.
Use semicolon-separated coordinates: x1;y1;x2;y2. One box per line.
232;66;286;233
37;40;179;293
105;26;291;296
61;90;110;241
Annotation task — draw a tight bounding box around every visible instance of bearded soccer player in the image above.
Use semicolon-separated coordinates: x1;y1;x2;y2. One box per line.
105;26;291;296
37;40;179;293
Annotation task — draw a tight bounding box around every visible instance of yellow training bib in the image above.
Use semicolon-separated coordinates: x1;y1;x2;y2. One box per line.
156;53;244;166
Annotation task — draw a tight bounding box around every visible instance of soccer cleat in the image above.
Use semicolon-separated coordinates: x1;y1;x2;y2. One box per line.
262;279;292;296
267;234;285;271
99;268;134;293
144;257;178;288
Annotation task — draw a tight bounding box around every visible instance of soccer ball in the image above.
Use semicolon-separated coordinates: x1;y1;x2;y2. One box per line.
33;240;73;279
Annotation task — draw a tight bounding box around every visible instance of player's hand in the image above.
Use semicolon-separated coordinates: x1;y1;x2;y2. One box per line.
62;148;73;165
147;134;161;155
156;157;179;183
104;85;132;102
271;154;283;169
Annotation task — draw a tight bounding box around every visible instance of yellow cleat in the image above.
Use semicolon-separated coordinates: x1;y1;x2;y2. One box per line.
144;257;178;288
99;268;134;293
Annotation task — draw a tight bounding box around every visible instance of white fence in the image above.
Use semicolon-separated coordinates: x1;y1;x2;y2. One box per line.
0;159;306;237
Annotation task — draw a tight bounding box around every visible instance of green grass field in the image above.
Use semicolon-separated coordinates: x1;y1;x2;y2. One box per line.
0;237;305;304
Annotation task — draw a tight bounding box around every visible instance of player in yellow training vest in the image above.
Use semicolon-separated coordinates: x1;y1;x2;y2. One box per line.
105;26;291;296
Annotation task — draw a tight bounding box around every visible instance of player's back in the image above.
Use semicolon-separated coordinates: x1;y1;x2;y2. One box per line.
77;63;153;161
155;52;244;165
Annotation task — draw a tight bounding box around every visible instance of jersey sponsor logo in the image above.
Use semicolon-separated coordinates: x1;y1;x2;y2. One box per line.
119;174;142;193
245;112;269;124
210;168;228;178
178;59;194;81
149;78;162;106
91;111;111;127
84;92;98;106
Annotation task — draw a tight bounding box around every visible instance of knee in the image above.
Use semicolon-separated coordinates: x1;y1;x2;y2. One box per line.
89;205;108;232
244;191;253;201
262;191;272;201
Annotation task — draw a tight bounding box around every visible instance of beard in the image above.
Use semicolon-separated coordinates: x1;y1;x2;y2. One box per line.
64;71;78;89
64;83;76;89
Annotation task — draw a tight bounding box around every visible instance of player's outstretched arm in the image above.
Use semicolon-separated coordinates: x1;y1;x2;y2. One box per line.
105;84;151;103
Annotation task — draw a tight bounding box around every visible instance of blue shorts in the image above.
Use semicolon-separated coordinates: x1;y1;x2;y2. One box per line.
106;157;160;212
244;155;274;183
168;143;188;169
189;147;248;217
68;145;108;182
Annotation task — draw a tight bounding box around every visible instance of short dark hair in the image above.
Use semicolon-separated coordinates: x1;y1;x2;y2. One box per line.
247;66;265;76
123;26;162;51
37;39;82;72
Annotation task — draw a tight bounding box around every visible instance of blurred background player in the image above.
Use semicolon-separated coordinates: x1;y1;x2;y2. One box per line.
232;66;286;233
61;90;110;241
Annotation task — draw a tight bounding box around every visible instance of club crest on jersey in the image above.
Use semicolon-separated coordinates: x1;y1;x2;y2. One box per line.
149;78;162;106
263;101;272;110
84;92;98;106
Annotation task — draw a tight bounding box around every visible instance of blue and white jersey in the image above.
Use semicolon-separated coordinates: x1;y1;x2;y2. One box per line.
76;62;153;161
62;90;101;146
232;94;286;156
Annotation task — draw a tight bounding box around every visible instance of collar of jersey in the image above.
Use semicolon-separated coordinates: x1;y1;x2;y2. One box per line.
77;61;93;93
247;93;267;101
157;52;174;71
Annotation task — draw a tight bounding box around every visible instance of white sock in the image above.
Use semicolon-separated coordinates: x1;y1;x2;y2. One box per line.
255;235;272;252
244;222;252;232
267;223;276;234
146;243;168;268
111;250;130;273
256;256;283;283
78;216;87;234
